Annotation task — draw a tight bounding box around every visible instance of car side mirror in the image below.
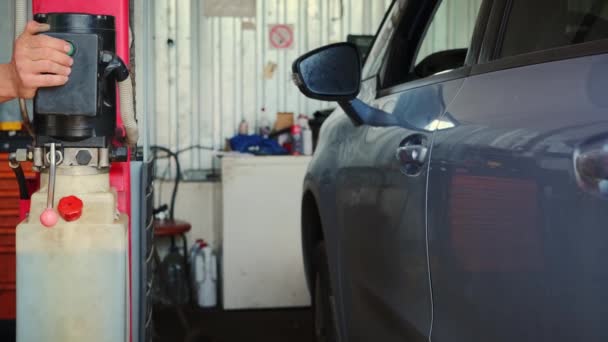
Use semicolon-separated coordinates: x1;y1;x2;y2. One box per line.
292;42;397;127
292;42;361;101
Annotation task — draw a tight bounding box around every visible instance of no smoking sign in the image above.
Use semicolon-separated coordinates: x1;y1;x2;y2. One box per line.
269;24;294;49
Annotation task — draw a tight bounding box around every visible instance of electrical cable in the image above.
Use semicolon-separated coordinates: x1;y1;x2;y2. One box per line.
150;144;219;220
175;144;215;155
150;145;180;221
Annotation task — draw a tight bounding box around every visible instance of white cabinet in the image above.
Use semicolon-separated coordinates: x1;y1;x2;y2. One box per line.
220;156;312;309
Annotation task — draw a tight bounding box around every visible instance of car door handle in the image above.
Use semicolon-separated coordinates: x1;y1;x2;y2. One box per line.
575;148;608;197
576;149;608;180
396;145;428;165
396;134;429;176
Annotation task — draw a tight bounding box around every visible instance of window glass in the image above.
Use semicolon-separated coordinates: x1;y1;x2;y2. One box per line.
380;0;482;88
500;0;608;58
362;1;402;80
415;0;483;66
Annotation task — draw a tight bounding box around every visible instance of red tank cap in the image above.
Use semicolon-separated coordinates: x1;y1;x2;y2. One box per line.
57;196;84;222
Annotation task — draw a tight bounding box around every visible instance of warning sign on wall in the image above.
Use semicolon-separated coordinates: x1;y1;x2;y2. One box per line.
269;24;294;50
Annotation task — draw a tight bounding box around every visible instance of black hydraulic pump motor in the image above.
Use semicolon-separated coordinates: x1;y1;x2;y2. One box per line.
33;13;130;149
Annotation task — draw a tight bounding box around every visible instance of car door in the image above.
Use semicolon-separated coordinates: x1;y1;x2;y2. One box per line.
427;0;608;341
334;1;484;341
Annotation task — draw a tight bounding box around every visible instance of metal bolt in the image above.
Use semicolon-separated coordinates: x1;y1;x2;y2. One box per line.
33;148;43;167
75;150;93;165
15;149;28;162
101;52;113;63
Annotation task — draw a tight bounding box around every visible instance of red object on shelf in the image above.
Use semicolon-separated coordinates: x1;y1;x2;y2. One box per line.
57;196;84;222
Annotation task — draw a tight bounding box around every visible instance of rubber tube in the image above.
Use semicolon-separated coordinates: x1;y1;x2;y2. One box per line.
10;164;29;200
118;78;139;146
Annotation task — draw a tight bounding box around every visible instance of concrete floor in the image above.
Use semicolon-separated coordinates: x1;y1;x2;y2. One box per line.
1;307;312;342
153;305;313;342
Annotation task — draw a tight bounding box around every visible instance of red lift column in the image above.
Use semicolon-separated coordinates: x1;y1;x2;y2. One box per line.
29;1;133;341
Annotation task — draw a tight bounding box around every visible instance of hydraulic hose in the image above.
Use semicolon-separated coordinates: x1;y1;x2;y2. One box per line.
15;0;34;137
101;50;138;146
118;78;139;146
8;154;29;200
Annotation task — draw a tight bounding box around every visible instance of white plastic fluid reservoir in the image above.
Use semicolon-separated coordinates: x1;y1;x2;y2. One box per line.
17;168;128;342
194;245;217;308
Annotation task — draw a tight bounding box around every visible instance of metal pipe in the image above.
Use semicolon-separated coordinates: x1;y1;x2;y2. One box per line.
19;99;34;137
47;143;56;209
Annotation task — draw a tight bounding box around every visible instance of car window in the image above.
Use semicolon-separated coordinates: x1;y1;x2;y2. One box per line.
415;0;483;69
499;0;608;58
361;0;405;80
381;0;483;88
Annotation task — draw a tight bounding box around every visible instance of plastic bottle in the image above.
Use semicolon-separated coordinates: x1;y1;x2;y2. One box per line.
189;239;205;269
189;239;205;298
161;244;190;305
303;128;313;156
194;245;218;308
259;118;271;138
291;124;303;155
297;114;309;129
238;119;249;135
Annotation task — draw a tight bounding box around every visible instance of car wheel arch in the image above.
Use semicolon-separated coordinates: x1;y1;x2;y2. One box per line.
302;189;325;294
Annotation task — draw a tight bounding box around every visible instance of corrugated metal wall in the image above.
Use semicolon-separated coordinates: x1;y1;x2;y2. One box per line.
149;0;482;172
150;0;392;172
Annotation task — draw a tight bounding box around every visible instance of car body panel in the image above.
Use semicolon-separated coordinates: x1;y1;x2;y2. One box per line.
428;53;608;342
300;1;608;341
305;73;466;341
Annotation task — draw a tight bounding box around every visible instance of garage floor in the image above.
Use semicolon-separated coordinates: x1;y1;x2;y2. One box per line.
153;305;313;342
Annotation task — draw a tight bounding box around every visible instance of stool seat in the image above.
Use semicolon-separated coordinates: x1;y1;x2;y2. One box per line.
154;219;191;237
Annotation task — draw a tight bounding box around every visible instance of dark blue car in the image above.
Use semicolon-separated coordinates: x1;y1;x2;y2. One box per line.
294;0;608;341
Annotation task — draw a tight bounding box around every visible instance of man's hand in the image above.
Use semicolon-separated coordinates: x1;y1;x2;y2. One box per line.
10;21;73;99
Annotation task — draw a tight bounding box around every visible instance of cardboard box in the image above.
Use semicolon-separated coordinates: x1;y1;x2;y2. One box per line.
274;112;294;132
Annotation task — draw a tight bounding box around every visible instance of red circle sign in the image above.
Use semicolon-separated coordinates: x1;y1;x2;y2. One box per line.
269;24;294;49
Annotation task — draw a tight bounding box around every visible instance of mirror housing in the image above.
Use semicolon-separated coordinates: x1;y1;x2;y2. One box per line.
292;42;361;102
292;42;396;127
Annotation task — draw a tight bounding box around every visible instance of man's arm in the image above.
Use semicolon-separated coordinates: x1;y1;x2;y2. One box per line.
0;64;18;103
0;21;73;104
